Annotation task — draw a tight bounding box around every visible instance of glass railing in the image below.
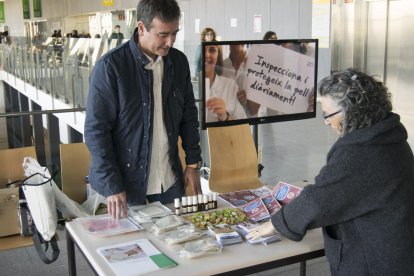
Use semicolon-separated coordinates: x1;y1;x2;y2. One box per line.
1;37;100;109
0;37;209;169
1;36;202;107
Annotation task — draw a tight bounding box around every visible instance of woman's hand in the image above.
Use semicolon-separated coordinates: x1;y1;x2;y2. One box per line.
246;221;277;240
206;97;229;121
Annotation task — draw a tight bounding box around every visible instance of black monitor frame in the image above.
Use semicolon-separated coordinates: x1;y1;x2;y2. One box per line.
201;39;319;129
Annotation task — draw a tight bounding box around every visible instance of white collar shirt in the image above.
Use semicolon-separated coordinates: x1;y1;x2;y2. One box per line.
145;55;176;195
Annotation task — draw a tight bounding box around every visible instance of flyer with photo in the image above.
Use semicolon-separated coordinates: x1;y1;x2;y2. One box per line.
98;239;177;276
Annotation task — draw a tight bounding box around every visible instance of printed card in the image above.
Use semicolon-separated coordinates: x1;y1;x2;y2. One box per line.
241;198;269;222
271;181;303;206
261;194;282;215
219;190;259;207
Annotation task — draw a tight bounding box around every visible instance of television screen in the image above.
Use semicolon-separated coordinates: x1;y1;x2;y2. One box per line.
201;39;318;129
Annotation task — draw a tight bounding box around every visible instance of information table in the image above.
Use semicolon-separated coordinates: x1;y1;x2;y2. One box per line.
66;214;324;276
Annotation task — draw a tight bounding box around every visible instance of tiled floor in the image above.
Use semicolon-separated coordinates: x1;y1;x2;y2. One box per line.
0;103;336;275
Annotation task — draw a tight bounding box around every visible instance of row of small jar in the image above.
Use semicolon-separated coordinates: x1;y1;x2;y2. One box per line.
174;193;218;215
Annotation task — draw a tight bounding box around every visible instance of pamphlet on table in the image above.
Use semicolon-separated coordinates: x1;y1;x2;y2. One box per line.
97;238;177;276
77;215;143;236
218;182;302;220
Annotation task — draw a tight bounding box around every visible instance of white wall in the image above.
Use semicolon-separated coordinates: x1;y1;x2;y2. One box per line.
3;0;26;36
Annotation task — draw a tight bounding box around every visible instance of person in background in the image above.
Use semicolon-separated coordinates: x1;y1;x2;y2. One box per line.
247;68;414;275
31;33;43;50
85;0;202;219
70;30;80;38
194;27;216;78
109;25;125;46
204;43;246;122
263;31;277;40
222;44;260;117
2;31;11;45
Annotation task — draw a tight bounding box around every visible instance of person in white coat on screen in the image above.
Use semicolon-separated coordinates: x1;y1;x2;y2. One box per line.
204;43;247;122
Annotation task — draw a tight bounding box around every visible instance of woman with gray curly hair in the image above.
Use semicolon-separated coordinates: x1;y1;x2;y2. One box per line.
318;68;392;135
247;68;414;275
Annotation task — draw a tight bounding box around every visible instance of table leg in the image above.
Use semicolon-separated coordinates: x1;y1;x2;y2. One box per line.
300;260;306;276
66;228;77;276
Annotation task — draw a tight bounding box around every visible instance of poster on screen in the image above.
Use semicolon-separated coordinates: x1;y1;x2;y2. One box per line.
244;44;315;114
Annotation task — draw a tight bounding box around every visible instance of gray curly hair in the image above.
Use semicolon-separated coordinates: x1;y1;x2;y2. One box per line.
318;68;392;134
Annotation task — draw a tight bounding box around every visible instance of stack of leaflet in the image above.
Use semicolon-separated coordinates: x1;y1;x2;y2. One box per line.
218;183;302;221
151;215;186;235
128;201;173;224
235;221;281;245
208;224;242;246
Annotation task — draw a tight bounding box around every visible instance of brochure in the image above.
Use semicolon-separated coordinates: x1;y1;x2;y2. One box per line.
97;239;177;276
271;181;303;206
218;190;259;207
250;186;273;198
78;215;143;236
261;194;282;215
241;198;270;222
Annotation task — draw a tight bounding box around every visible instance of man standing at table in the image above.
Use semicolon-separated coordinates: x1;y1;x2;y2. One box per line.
85;0;202;219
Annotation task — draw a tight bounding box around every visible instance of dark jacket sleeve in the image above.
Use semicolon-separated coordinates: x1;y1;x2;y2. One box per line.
178;54;201;165
84;58;125;197
271;144;386;241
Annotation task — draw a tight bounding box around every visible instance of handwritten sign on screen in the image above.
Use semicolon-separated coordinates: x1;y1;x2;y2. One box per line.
244;44;315;113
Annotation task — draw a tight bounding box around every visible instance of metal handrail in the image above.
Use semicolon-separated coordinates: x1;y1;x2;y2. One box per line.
0;107;85;118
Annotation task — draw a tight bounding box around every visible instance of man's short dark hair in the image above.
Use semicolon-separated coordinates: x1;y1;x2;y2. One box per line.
115;25;121;29
137;0;181;30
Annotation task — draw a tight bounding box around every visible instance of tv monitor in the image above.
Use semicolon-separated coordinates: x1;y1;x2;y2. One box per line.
201;39;318;129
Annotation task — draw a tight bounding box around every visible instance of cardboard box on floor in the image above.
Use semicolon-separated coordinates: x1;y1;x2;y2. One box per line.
0;146;37;238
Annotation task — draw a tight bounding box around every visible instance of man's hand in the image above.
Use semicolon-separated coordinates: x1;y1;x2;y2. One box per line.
184;166;202;195
107;191;127;220
245;221;277;240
